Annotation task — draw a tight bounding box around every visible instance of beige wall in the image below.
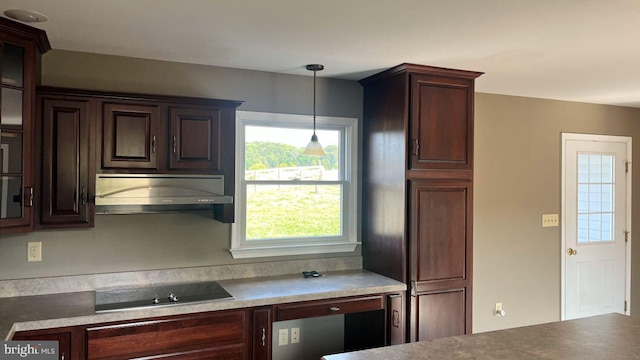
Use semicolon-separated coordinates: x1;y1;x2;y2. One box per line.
0;50;363;280
473;93;640;332
2;50;639;334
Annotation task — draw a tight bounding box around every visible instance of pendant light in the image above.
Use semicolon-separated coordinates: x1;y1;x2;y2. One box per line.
303;64;326;156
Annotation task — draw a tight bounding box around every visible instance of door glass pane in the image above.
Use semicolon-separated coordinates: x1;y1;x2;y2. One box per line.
0;132;23;174
1;87;24;125
576;153;615;243
1;42;24;87
0;175;23;219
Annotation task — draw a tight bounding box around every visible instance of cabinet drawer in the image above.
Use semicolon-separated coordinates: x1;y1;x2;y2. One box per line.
276;295;384;321
132;344;244;360
86;310;247;359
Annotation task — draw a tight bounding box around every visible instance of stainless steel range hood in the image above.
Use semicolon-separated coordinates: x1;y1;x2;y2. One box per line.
95;174;232;214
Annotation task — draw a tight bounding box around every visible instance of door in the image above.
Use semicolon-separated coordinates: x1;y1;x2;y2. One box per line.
562;133;631;320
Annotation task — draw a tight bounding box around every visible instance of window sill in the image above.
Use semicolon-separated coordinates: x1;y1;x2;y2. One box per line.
230;242;359;259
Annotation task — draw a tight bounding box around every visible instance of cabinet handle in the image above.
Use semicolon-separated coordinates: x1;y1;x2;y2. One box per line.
24;187;34;207
329;306;340;312
151;135;156;153
260;327;266;346
172;136;177;154
61;354;65;360
81;186;86;206
412;139;420;155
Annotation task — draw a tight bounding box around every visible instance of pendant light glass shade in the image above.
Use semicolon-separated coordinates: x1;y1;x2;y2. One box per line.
304;134;325;156
303;64;325;156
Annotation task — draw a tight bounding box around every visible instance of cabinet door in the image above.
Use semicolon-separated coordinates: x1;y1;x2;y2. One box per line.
409;180;472;341
409;74;474;171
40;97;94;227
102;102;160;169
412;289;467;342
169;107;221;172
0;34;36;233
252;307;271;360
13;330;72;360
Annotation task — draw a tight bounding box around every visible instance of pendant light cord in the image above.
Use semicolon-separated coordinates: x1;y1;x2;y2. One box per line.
313;68;317;136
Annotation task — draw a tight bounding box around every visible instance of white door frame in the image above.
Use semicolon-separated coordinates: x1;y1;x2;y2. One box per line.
561;133;632;320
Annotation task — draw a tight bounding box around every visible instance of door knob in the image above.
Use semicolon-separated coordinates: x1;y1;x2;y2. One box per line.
567;248;577;256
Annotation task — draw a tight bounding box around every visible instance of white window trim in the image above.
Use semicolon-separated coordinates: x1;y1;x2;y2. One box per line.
230;111;359;259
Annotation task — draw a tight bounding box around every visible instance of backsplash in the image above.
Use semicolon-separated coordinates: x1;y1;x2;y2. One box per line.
0;257;362;297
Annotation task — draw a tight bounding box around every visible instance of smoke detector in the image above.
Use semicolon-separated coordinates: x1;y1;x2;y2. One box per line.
4;9;48;23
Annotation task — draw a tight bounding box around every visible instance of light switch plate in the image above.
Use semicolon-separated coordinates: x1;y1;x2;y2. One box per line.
542;214;559;227
278;328;289;346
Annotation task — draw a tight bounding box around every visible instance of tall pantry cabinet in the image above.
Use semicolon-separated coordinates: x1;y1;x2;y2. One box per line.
360;64;482;342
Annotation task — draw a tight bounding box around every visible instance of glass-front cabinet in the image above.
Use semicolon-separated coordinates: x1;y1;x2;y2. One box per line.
0;17;50;235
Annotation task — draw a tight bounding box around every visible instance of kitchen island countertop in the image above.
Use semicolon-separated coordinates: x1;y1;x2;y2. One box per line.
1;269;405;340
322;313;640;360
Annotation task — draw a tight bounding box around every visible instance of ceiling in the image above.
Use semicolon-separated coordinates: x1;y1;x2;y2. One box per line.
2;0;640;108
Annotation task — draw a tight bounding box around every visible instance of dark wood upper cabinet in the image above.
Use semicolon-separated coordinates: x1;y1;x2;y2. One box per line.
34;87;241;224
410;73;475;171
0;17;50;236
102;102;160;170
92;92;241;175
169;107;221;172
361;63;481;343
38;95;95;228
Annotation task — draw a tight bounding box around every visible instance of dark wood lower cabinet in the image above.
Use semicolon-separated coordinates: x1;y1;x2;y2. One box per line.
135;344;245;360
85;310;248;360
252;307;272;360
12;326;83;360
12;294;402;360
413;289;466;342
409;180;472;342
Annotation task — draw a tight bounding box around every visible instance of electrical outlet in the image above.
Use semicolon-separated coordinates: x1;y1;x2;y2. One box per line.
27;242;42;262
542;213;559;227
291;327;300;344
278;328;289;346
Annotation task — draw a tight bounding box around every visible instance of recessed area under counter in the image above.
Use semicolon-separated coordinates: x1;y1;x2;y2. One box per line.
1;269;405;341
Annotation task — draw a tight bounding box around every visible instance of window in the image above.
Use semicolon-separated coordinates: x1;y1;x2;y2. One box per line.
231;111;358;258
577;153;615;243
